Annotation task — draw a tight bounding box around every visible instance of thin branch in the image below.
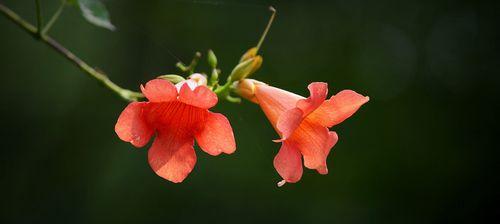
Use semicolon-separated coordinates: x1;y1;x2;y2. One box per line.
0;2;142;102
34;0;42;36
0;3;37;35
42;0;65;35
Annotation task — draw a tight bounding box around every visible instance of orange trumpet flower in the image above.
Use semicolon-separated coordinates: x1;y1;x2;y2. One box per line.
237;79;369;186
115;75;236;183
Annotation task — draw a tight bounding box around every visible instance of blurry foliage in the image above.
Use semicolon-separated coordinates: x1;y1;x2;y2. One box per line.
72;0;116;30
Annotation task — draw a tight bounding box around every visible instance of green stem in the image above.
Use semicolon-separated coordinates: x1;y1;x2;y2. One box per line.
213;82;231;95
255;6;276;53
186;52;202;74
213;81;241;103
34;0;42;37
0;3;142;102
42;0;65;35
0;3;37;35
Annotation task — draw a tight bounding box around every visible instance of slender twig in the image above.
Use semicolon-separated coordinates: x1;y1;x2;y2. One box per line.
255;6;276;52
42;0;65;35
0;3;142;102
186;52;202;74
0;3;37;35
175;52;202;74
34;0;42;37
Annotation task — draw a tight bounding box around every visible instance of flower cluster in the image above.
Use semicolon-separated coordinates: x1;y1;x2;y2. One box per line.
115;71;367;186
114;9;368;186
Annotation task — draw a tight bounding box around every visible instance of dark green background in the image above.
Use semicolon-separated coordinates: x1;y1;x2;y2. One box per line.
1;0;498;223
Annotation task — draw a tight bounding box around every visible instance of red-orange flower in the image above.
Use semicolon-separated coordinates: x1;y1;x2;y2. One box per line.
237;79;369;186
115;75;236;183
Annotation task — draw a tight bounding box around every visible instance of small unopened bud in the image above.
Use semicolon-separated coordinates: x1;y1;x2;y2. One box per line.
249;55;263;74
157;74;185;84
209;68;219;86
229;58;255;82
240;47;258;63
230;56;264;82
207;49;218;68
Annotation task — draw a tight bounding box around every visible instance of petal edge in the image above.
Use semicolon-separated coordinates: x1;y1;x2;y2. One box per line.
115;102;153;147
273;141;303;184
178;84;218;109
148;132;197;183
308;90;369;127
141;79;177;103
195;112;236;156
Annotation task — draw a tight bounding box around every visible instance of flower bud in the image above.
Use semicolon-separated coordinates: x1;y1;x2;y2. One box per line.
229;58;256;82
229;55;264;82
209;68;219;86
249;55;263;75
240;47;258;63
157;74;185;84
207;50;218;68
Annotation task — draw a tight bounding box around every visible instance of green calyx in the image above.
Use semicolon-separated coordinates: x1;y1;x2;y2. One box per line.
157;74;185;84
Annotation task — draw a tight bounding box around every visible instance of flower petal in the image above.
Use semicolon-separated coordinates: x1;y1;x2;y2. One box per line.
178;84;218;109
195;112;236;156
316;131;338;174
115;102;153;147
254;85;304;129
296;82;328;116
308;90;369;127
140;79;177;102
175;79;198;92
273;141;303;184
276;108;303;141
273;83;327;141
291;121;334;170
148;132;197;183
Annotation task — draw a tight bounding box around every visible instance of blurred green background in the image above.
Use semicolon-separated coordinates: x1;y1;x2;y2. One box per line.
1;0;498;223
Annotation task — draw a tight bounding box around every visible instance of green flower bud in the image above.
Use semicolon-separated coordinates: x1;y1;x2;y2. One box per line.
208;49;218;68
240;47;258;63
209;68;219;87
229;58;256;82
